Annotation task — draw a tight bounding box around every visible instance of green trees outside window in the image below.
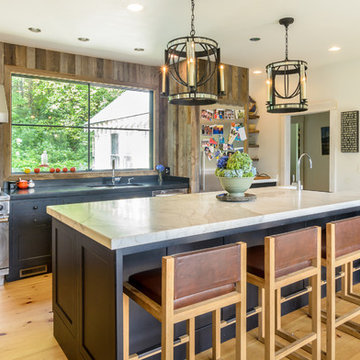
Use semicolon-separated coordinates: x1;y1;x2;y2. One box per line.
11;75;153;173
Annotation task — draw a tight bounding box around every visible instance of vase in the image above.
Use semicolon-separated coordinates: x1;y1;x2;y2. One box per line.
218;176;254;197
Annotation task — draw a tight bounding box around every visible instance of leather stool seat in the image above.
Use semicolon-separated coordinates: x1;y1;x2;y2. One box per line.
129;268;235;310
247;245;314;279
321;228;360;259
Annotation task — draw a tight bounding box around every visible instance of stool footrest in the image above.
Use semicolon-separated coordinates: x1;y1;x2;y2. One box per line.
129;334;189;360
219;306;262;329
275;332;317;360
276;329;327;360
321;271;345;286
275;341;309;360
280;286;312;304
335;307;360;327
320;309;360;338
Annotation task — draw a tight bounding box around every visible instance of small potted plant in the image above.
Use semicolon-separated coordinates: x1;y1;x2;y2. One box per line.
156;164;165;185
215;151;256;197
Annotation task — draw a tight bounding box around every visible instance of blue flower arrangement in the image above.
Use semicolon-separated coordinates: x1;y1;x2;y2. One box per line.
156;164;165;173
215;151;256;178
156;164;165;184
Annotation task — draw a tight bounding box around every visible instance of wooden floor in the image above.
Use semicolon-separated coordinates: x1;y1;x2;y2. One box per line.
1;275;360;359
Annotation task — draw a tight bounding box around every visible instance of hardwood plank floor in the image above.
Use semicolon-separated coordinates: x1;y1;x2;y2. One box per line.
0;274;66;360
1;275;360;359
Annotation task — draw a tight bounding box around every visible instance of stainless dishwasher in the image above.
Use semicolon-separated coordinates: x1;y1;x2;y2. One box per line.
0;192;10;286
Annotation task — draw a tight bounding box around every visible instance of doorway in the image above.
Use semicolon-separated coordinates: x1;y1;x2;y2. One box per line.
290;111;330;192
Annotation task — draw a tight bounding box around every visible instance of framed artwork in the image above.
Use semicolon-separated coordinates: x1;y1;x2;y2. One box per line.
341;111;359;153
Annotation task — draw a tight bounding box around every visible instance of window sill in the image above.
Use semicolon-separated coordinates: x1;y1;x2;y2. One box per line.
6;169;157;181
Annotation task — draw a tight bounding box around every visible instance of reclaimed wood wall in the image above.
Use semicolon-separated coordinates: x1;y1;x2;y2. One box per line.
0;42;248;192
162;63;249;192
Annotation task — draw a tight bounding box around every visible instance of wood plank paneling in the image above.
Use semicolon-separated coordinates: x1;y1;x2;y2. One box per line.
165;63;249;192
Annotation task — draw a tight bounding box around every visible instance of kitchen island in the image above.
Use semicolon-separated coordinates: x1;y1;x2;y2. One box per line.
47;187;360;360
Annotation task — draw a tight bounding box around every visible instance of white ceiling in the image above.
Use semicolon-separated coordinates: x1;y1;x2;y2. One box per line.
0;0;359;71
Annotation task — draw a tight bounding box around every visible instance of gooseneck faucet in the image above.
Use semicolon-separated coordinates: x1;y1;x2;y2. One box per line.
296;153;312;191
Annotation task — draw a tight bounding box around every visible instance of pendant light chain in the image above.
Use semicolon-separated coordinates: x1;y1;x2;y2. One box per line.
285;24;289;60
190;0;196;37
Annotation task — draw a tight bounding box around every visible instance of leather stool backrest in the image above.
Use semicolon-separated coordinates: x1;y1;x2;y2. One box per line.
271;227;319;278
172;244;241;304
332;216;360;257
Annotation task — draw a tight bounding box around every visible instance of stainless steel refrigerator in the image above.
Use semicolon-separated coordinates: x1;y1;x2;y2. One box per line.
199;107;245;192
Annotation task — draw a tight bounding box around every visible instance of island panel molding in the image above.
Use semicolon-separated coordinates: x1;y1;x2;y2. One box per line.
341;110;359;153
0;42;162;184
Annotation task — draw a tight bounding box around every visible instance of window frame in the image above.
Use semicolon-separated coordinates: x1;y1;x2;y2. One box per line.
6;66;158;178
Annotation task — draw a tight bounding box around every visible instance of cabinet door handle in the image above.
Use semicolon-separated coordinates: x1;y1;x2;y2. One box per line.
33;218;38;223
33;206;38;210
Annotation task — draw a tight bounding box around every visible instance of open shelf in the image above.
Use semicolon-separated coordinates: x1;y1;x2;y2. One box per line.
248;144;259;148
249;115;260;119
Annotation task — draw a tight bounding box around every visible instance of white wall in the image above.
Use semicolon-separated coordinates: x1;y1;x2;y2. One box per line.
250;58;360;191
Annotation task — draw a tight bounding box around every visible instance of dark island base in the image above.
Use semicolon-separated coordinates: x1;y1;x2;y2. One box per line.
52;207;360;360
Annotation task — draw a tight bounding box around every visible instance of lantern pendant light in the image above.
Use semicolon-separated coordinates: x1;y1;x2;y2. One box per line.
266;17;308;113
161;0;225;106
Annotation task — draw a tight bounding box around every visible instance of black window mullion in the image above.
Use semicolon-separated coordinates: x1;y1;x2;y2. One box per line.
87;83;91;171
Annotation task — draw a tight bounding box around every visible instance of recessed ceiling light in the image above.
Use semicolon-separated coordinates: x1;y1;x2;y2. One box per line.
328;46;341;52
253;70;262;75
134;48;144;52
250;37;261;42
28;27;41;33
127;3;143;12
78;37;90;42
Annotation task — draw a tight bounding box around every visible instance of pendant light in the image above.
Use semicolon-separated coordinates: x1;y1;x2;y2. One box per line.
161;0;225;105
266;17;308;113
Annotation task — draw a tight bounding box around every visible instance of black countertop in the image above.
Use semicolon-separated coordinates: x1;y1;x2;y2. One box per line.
5;176;189;200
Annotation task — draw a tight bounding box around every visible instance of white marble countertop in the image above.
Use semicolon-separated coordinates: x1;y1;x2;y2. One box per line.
47;187;360;251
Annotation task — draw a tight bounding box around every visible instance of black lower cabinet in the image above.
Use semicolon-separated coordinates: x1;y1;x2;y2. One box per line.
7;197;63;281
53;221;117;360
7;191;152;282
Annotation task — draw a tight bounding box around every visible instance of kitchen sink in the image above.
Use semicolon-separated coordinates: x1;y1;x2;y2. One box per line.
88;183;143;188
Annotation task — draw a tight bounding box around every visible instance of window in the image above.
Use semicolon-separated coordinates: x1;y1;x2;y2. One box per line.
11;74;153;173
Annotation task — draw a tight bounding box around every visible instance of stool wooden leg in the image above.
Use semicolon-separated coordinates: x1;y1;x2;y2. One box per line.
162;257;174;360
275;288;281;331
310;272;321;360
265;238;276;360
212;309;221;359
236;291;246;359
123;293;130;360
348;261;354;295
326;223;336;360
258;287;265;341
341;264;349;297
161;321;174;360
187;318;195;360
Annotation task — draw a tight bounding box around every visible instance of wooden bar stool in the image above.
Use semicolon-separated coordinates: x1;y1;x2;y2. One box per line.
322;217;360;360
123;242;247;360
247;227;322;360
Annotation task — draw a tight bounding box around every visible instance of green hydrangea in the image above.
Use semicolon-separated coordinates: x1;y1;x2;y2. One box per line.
215;151;256;178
